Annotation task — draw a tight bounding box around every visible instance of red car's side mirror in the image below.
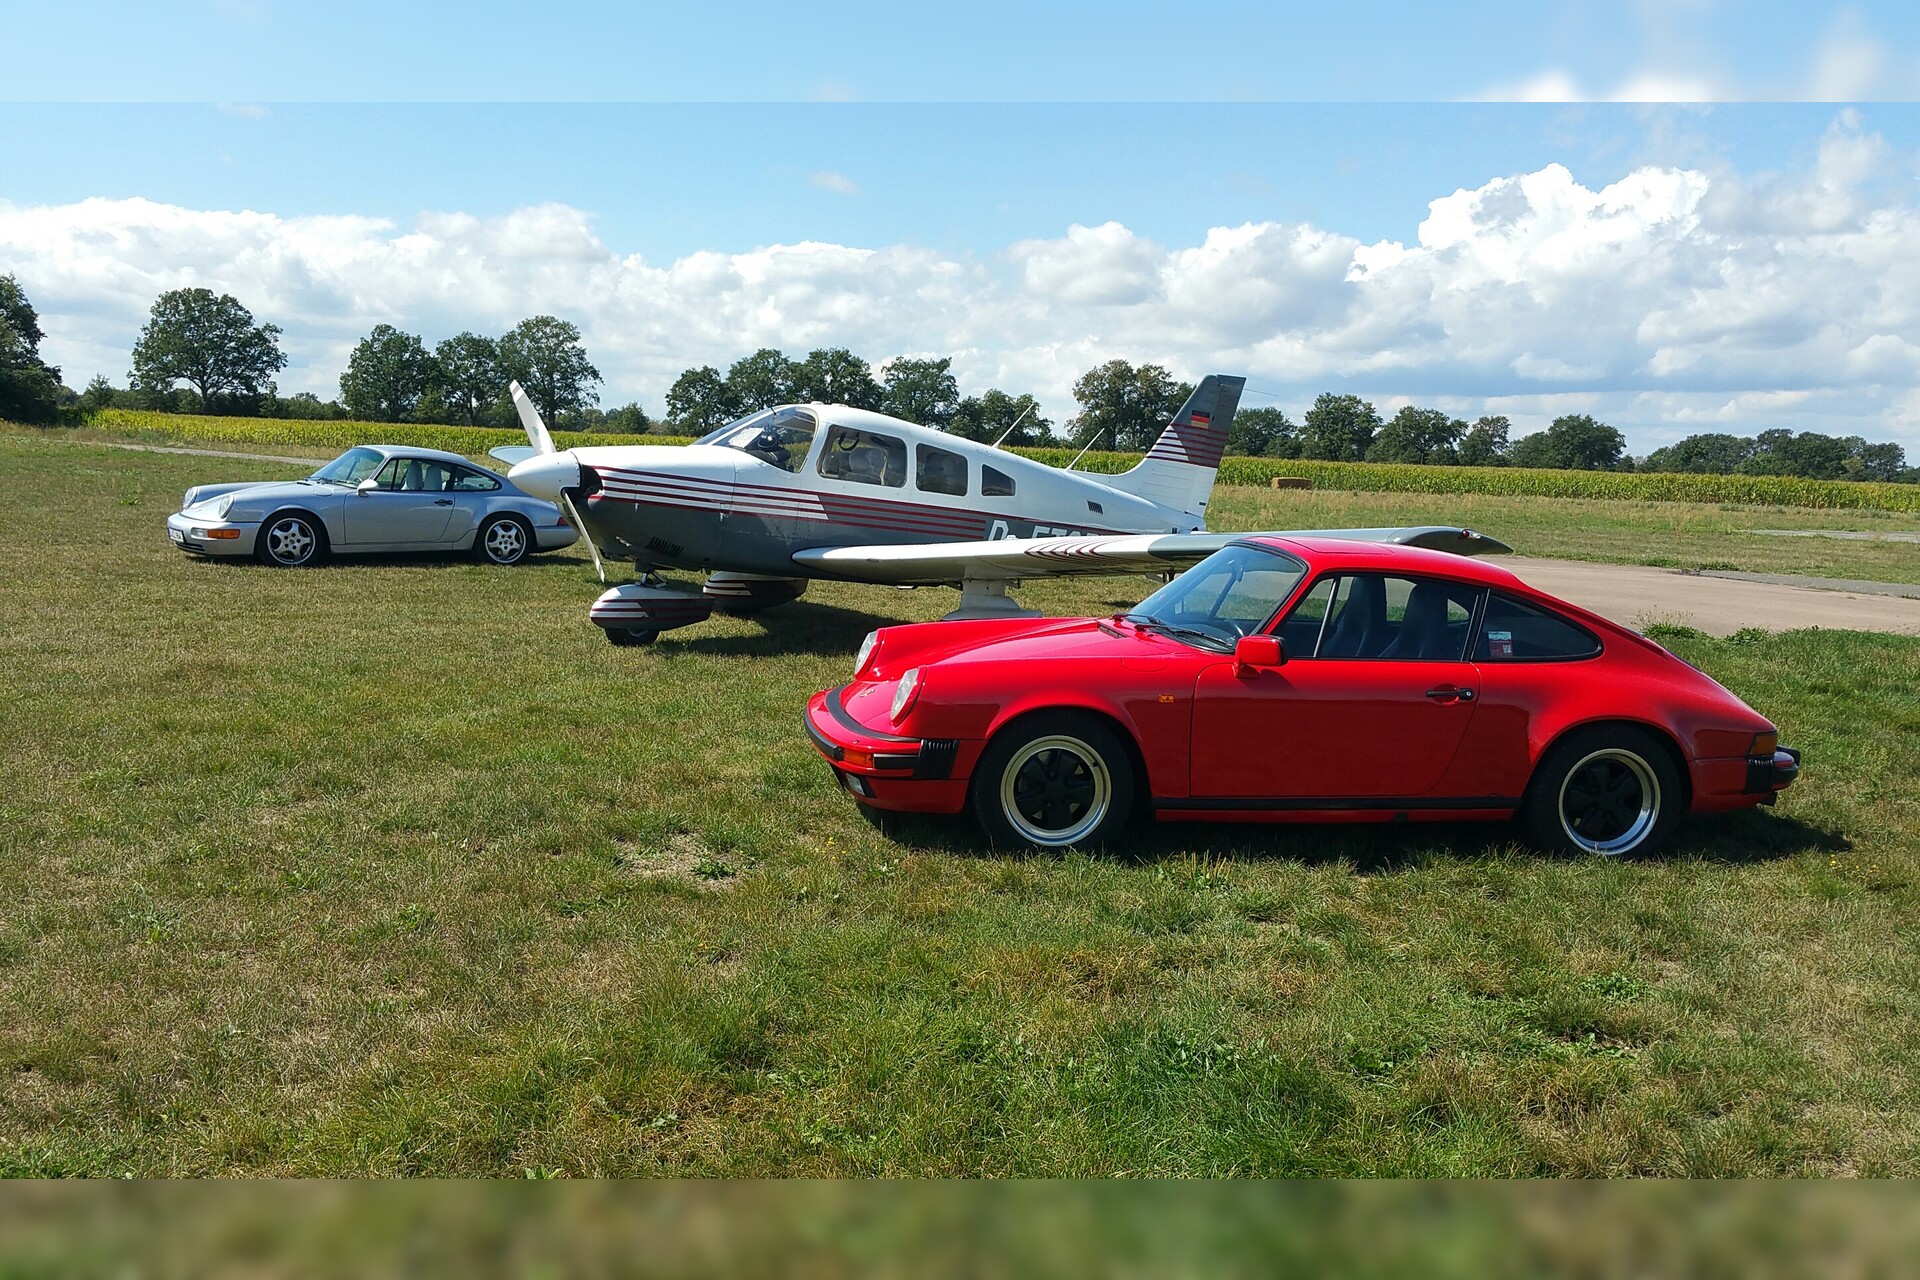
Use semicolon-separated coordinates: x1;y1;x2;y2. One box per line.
1234;634;1285;676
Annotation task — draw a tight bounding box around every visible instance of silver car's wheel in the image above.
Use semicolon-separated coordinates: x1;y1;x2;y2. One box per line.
259;513;322;567
477;516;531;566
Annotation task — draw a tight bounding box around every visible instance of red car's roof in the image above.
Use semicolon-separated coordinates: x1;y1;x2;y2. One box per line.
1247;535;1529;591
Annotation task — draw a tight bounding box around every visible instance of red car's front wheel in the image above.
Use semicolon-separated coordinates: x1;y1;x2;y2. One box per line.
971;712;1135;850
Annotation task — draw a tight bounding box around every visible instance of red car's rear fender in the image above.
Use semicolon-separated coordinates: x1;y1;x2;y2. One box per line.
1527;714;1693;807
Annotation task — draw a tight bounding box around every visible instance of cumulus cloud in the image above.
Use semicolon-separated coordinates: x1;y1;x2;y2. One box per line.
6;114;1920;450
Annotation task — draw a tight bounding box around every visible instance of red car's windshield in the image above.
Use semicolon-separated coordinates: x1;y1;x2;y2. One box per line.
1126;543;1308;649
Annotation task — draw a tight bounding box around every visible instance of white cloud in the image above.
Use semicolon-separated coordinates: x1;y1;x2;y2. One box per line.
6;116;1920;452
808;171;861;196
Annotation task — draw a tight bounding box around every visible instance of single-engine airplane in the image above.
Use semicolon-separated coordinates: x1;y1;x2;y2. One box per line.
495;374;1511;645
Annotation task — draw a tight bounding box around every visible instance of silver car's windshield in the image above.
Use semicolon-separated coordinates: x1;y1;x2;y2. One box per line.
310;447;385;486
1125;544;1308;649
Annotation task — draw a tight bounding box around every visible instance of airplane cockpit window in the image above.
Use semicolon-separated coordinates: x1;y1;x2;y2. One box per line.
711;408;816;473
982;465;1016;498
916;444;968;496
818;424;907;488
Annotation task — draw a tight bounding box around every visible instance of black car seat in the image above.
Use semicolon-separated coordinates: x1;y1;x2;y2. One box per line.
1320;576;1385;658
1380;582;1451;660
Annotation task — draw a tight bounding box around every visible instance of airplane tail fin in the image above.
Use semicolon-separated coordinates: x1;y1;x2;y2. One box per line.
1100;374;1245;520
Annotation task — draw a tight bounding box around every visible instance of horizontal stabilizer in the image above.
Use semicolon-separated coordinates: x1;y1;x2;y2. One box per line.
795;526;1512;586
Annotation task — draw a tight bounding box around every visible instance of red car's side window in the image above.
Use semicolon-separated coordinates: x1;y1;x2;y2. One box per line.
1281;574;1483;662
1473;592;1602;662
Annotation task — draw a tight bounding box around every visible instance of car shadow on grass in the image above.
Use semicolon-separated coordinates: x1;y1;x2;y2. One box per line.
866;806;1843;873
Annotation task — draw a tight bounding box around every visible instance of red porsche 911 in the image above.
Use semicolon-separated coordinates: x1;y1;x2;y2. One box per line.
805;536;1800;856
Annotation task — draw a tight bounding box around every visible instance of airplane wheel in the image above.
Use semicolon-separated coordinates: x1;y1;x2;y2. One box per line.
606;627;658;647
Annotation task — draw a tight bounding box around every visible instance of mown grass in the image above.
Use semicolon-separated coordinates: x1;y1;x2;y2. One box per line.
1;435;1917;1176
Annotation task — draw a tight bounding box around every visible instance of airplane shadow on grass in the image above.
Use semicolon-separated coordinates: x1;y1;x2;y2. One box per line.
671;599;909;659
868;804;1844;872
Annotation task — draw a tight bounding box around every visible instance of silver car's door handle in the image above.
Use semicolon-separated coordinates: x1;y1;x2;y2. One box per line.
434;499;454;506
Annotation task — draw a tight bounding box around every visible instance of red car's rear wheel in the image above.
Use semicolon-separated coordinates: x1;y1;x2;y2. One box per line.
972;712;1134;850
1522;725;1683;857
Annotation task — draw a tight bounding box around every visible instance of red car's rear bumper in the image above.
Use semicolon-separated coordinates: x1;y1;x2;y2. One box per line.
1691;747;1802;813
804;686;975;814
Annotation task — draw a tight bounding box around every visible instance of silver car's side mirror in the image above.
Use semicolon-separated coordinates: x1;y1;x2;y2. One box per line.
356;478;380;495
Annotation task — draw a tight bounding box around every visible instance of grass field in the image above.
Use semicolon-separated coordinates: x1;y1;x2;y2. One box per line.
2;435;1918;1176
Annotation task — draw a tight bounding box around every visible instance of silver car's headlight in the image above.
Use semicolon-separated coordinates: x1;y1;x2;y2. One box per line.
855;630;878;677
187;495;234;519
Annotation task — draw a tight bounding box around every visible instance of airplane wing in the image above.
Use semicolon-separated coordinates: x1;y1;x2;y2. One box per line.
792;526;1512;586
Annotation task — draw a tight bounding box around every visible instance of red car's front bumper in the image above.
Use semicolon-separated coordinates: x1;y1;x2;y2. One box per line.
804;686;977;814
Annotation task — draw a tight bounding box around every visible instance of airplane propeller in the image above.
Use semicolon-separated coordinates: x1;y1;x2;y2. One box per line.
505;380;604;583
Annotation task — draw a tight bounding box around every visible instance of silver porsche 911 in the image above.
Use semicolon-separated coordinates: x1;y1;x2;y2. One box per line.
166;445;579;567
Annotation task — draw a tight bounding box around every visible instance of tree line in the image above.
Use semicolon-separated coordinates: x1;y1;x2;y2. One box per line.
5;276;1913;482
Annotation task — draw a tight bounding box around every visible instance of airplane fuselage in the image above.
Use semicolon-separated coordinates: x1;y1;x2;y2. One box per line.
520;405;1203;581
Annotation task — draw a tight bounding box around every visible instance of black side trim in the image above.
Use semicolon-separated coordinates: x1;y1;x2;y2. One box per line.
826;685;919;743
915;739;960;780
1152;795;1521;812
804;714;843;762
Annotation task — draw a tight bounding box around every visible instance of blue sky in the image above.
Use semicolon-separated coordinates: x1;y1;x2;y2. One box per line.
4;103;1913;263
5;1;1920;102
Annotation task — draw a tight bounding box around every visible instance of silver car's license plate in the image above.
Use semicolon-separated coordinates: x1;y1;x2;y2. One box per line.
169;528;185;543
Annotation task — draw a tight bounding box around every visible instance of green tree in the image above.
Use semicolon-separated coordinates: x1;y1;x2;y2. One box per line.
433;332;505;427
1851;440;1908;482
79;374;117;415
1367;406;1465;465
665;366;740;433
791;347;882;408
1069;360;1191;451
499;315;601;427
1226;406;1298;458
1457;415;1511;467
1642;432;1755;474
129;287;286;413
1508;414;1628;471
880;356;961;428
339;324;437;422
1298;393;1380;461
726;348;799;412
949;389;1051;446
603;402;652;433
1736;428;1850;480
0;276;67;424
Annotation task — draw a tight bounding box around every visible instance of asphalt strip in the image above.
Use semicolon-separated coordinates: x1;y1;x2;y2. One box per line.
1502;557;1920;638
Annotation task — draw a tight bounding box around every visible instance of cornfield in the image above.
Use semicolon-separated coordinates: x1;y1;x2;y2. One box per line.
68;410;1920;513
88;409;692;455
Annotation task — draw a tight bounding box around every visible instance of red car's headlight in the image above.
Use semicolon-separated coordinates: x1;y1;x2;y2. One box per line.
890;667;922;723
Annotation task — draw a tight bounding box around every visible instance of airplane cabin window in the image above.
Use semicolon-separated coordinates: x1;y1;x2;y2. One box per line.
982;465;1015;497
717;407;816;473
916;444;968;496
818;425;907;488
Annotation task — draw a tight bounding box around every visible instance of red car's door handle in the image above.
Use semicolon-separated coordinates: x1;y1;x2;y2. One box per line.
1426;686;1475;702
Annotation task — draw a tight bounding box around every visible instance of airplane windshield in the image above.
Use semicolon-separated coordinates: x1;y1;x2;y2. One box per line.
708;407;817;473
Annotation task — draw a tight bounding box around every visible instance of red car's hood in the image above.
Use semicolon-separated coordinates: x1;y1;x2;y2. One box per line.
866;615;1193;679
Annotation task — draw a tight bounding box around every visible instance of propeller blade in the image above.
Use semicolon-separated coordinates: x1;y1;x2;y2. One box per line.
507;380;556;457
561;489;605;584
